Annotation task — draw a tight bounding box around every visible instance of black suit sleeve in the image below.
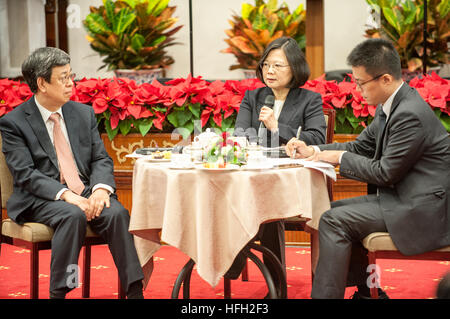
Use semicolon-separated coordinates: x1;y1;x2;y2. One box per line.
234;90;258;143
0;117;64;200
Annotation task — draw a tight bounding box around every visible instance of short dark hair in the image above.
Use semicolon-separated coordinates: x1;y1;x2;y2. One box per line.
347;38;402;80
22;47;71;93
256;37;310;88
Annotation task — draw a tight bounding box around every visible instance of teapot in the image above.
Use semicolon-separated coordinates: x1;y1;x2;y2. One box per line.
194;128;219;148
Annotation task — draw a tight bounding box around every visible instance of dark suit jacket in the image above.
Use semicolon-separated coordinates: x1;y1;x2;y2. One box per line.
234;87;326;146
320;83;450;255
0;97;115;223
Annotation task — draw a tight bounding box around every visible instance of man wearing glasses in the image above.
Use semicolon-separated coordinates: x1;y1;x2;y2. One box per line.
286;38;450;299
0;47;144;299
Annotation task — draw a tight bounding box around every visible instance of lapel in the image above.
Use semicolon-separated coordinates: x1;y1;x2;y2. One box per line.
277;88;298;125
374;83;410;159
61;103;83;170
256;87;298;124
24;97;59;169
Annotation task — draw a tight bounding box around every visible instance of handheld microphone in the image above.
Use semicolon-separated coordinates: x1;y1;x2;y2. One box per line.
258;95;275;144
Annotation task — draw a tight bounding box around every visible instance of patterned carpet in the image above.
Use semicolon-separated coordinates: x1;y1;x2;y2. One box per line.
0;244;448;299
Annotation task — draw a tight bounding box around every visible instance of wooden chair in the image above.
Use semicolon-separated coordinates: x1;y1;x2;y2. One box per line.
362;232;450;298
0;136;126;299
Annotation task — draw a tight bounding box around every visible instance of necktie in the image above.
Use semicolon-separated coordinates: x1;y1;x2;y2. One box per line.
48;113;85;195
379;111;387;133
377;110;387;142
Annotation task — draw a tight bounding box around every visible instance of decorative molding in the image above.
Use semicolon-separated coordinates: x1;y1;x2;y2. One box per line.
0;0;46;78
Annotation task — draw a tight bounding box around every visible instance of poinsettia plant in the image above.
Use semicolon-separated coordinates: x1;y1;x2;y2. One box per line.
303;75;377;134
409;72;450;131
0;79;33;116
71;74;265;140
1;73;449;138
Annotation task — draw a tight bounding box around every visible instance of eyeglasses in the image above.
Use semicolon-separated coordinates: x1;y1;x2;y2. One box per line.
355;74;383;89
56;73;76;84
261;62;290;72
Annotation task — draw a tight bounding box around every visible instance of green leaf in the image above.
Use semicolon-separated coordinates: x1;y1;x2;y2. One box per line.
151;35;166;47
188;103;201;119
221;116;235;130
153;0;170;16
241;3;254;20
437;0;450;18
253;9;268;30
435;109;450;132
119;119;132;136
167;107;192;128
172;124;193;140
336;109;347;124
267;0;278;11
113;8;136;35
104;120;120;140
85;13;111;34
136;118;153;136
131;33;145;51
104;0;115;24
294;3;304;16
382;7;401;34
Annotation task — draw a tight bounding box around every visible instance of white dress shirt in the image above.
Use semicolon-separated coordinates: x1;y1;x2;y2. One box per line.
34;97;114;199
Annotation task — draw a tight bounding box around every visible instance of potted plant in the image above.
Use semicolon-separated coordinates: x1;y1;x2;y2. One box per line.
365;0;449;80
221;0;306;78
83;0;182;83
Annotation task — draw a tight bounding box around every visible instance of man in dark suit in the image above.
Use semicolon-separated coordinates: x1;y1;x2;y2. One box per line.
286;38;450;299
0;47;144;299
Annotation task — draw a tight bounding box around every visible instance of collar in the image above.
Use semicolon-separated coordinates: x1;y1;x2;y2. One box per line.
34;96;64;122
382;82;404;119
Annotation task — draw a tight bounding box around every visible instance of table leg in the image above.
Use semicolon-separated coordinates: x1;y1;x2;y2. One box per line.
243;247;278;298
246;242;287;299
171;258;195;299
170;242;287;299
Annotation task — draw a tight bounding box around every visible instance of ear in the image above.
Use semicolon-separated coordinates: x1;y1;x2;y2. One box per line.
381;74;394;86
36;77;47;93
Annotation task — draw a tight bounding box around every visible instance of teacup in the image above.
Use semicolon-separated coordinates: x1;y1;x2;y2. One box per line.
171;153;192;167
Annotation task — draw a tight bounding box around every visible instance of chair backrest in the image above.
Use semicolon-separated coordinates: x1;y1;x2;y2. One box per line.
323;108;335;144
0;135;14;216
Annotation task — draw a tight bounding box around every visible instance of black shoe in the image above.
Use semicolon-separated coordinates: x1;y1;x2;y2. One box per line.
49;288;68;299
351;288;389;299
127;280;144;299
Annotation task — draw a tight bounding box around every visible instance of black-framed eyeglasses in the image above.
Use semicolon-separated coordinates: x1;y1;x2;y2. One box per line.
57;73;76;84
355;74;383;89
261;62;290;72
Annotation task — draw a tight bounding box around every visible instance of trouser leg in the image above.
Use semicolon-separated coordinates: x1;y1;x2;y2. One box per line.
87;197;144;293
259;220;286;287
25;200;87;293
311;195;387;299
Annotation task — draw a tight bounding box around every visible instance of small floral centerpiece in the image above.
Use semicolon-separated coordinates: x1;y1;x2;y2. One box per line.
203;132;246;168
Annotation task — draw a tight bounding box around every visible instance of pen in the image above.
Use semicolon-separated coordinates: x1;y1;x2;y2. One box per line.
292;126;302;158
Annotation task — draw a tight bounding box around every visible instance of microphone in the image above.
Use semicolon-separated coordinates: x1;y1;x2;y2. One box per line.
258;95;275;144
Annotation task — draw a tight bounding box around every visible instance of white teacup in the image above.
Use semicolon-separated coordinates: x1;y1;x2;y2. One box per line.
171;153;192;167
246;151;268;167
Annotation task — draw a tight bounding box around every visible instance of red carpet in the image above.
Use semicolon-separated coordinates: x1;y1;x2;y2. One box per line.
0;244;448;299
